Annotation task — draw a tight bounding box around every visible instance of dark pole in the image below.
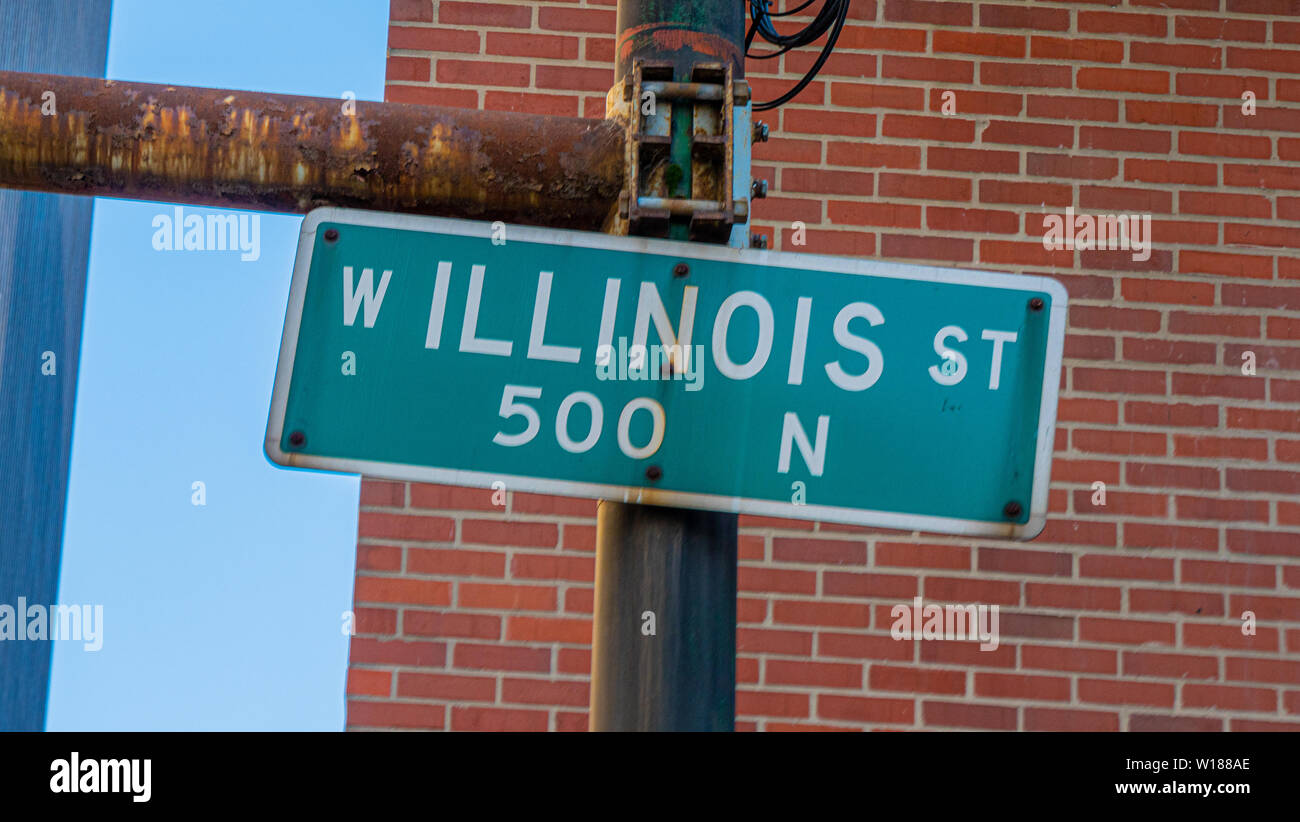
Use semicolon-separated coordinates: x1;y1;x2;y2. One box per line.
590;0;746;732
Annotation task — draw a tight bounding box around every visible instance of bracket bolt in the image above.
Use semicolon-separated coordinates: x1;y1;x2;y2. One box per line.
751;179;768;199
750;233;768;249
752;120;769;143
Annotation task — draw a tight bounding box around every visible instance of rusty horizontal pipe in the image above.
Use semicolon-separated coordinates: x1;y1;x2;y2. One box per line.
0;71;626;228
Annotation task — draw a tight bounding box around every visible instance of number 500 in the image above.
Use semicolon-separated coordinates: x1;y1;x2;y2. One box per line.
491;385;666;460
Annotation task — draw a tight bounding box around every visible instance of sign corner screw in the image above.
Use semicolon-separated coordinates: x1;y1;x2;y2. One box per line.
288;430;306;448
323;228;339;243
1003;501;1022;519
1028;297;1044;312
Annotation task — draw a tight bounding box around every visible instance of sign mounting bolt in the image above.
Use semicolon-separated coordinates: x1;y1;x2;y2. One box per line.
323;228;339;243
288;431;306;448
1003;501;1022;519
673;263;689;278
1028;297;1044;312
645;465;663;482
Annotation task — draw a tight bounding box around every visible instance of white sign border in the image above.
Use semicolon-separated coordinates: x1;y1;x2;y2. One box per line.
267;207;1068;541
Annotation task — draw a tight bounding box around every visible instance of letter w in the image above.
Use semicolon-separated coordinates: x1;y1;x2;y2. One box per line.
343;266;393;328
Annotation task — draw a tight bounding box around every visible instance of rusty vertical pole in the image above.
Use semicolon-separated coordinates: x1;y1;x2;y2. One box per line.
589;0;748;732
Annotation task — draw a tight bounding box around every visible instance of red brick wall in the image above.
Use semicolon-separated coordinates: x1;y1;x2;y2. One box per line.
347;0;1300;731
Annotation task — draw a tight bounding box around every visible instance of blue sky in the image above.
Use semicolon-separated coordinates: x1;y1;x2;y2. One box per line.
47;0;388;730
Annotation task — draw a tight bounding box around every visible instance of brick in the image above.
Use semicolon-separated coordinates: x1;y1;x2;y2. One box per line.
1175;15;1267;42
409;483;496;511
981;61;1072;89
1228;47;1300;75
1080;617;1175;646
922;701;1016;730
1176;71;1269;99
881;234;973;262
1126;158;1217;186
981;120;1074;148
1227;468;1300;494
928;88;1023;116
1174;435;1268;461
505;616;591;644
1123;651;1219;680
360;512;455;542
355;577;452;606
1079;678;1175;707
391;0;432;22
980;4;1070;31
880;55;974;84
932;208;1020;235
1078;68;1168;95
1023;644;1117;674
882;113;974;143
1172;374;1266;401
737;690;811;719
819;694;913;724
1031;36;1123;64
975;672;1071;701
1074;370;1167;397
1179;133;1271;161
398;671;495;701
1130;714;1222;732
772;536;866;565
770;659;863;689
1169;311;1259;338
511;553;593;582
923;576;1020;605
831;82;924;111
827;141;920;169
1079;554;1174;581
773;599;870;628
453;642;549;673
823;571;917;599
451;706;547;732
1025;707;1119;731
883;0;972;26
348;700;444;730
1026;94;1119;122
1125;401;1218;428
870;664;965;695
1184;684;1277;712
464;520;558;548
933;31;1024;58
1181;250;1273;279
385;85;478;108
1080;127;1170;154
437;59;529;87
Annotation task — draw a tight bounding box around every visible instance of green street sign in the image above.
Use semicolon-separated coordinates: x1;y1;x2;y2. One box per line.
267;208;1067;539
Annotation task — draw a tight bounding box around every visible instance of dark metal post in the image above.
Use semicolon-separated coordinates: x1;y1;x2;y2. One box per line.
590;0;747;731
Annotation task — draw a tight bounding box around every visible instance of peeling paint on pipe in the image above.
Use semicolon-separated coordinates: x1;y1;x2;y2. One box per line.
0;71;625;228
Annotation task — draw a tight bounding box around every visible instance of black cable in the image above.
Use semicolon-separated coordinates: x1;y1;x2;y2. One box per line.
746;0;850;111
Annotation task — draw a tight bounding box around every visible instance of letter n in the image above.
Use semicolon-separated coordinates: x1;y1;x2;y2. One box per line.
777;412;829;477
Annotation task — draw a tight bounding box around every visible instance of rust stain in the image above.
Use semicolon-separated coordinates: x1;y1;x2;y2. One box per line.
0;71;626;228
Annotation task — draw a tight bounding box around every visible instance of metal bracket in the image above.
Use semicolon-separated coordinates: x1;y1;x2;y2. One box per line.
615;61;750;244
